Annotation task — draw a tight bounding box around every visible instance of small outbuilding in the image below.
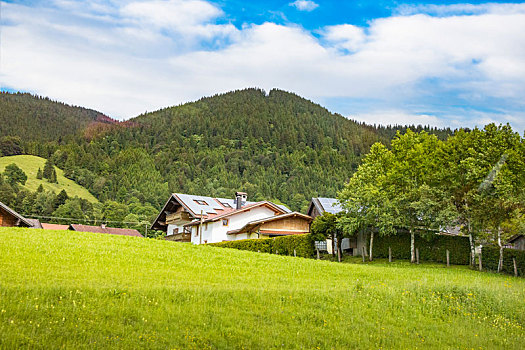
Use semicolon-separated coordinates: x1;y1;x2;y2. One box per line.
509;234;525;251
0;201;34;228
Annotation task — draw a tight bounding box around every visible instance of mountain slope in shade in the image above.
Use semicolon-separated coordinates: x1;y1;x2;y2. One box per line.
0;92;117;142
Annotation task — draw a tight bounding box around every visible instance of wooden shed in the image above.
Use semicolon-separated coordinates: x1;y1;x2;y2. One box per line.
0;201;33;228
228;212;313;237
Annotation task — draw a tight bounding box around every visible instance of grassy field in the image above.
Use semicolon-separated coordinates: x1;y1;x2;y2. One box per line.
0;155;98;203
0;227;523;349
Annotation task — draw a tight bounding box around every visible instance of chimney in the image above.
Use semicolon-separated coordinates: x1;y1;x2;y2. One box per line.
235;191;247;209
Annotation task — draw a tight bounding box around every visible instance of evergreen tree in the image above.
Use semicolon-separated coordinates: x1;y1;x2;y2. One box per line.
37;184;44;193
49;168;58;184
36;168;43;179
43;159;55;180
55;189;69;208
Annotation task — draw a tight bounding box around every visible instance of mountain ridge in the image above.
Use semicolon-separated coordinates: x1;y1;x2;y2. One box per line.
1;88;452;211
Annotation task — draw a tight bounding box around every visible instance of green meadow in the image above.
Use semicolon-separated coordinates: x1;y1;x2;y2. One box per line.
0;155;98;203
0;227;523;349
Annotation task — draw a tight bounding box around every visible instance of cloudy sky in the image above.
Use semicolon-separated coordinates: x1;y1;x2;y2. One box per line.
1;0;525;131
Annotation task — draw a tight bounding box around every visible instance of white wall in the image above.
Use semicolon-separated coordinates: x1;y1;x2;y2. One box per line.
191;206;277;244
166;223;187;236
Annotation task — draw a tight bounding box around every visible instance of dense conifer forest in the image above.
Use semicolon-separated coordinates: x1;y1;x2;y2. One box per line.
0;88;453;228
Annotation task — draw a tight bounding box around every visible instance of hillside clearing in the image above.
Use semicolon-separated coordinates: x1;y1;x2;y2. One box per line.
0;227;523;349
0;155;98;203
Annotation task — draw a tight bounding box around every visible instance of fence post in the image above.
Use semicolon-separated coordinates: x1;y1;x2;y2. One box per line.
276;250;278;255
316;248;320;260
446;250;450;267
294;249;297;257
513;258;518;277
388;247;392;263
478;251;483;271
416;248;420;265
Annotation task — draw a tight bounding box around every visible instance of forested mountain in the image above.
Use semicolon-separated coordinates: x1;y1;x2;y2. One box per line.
0;92;116;143
1;88;453;214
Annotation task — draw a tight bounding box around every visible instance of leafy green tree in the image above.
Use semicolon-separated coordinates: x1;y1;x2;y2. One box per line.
4;163;27;186
53;199;87;223
0;174;16;206
311;212;339;257
339;143;397;261
387;130;455;263
472;124;525;272
437;128;484;265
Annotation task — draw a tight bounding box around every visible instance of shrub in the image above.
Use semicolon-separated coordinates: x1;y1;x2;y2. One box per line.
481;246;525;277
368;231;471;265
210;234;315;258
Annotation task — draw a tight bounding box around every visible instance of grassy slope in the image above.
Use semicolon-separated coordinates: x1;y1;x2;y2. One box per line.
0;228;523;349
0;155;98;203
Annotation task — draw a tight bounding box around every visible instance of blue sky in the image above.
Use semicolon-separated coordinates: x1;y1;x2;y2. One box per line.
1;0;525;131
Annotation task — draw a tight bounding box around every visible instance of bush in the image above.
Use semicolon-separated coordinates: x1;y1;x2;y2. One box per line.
482;246;525;277
210;234;315;258
368;231;471;265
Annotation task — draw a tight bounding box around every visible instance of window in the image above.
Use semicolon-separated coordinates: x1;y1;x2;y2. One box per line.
194;199;208;205
222;219;229;226
221;202;232;208
173;228;179;234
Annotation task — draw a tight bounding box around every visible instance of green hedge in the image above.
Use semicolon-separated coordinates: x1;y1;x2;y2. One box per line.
368;232;471;265
481;246;525;277
209;234;315;258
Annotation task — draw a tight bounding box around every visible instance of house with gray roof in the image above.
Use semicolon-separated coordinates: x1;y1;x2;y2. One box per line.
151;192;311;244
307;197;368;256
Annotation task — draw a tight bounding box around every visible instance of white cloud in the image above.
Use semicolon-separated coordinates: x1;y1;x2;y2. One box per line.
1;1;525;132
396;3;525;16
321;24;366;52
289;1;319;12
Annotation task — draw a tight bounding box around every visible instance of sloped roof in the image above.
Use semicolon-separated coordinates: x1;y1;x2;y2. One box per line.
228;212;313;235
69;224;143;237
184;201;288;226
41;223;70;230
509;234;524;243
26;218;42;229
0;201;33;227
310;197;342;215
151;193;291;231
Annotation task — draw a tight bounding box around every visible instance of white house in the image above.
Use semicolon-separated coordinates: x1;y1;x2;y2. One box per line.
152;192;312;244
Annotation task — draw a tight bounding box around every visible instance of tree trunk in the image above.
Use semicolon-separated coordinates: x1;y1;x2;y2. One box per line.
331;233;336;257
410;229;415;263
468;232;475;267
337;235;342;263
465;201;475;267
497;226;503;273
369;231;374;261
